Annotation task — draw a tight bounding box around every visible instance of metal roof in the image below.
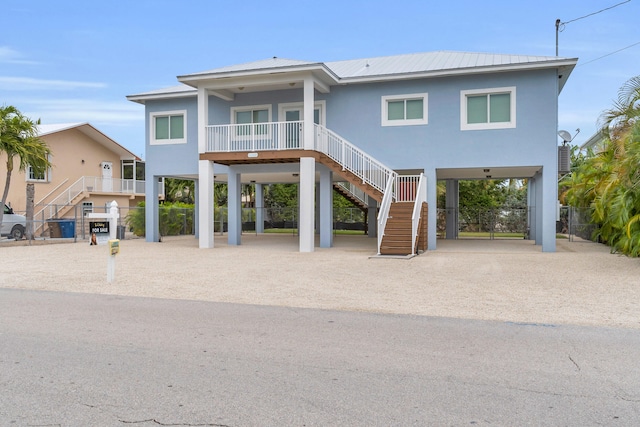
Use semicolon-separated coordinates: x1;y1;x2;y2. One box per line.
128;50;577;102
325;51;571;79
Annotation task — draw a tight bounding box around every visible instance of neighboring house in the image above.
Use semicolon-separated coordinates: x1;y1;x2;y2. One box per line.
0;122;148;236
128;51;577;254
580;130;605;152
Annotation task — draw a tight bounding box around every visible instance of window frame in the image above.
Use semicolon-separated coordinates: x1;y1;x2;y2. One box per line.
381;93;428;127
150;110;187;145
230;104;272;139
460;87;516;131
26;160;51;182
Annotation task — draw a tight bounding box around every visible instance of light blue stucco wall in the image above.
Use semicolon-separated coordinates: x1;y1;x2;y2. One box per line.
325;69;558;172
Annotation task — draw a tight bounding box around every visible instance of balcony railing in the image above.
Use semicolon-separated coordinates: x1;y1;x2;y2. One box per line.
207;121;305;152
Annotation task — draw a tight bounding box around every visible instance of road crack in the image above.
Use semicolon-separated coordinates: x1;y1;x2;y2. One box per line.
119;419;230;427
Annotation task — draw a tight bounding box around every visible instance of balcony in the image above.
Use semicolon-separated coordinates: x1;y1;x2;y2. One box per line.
206;121;305;152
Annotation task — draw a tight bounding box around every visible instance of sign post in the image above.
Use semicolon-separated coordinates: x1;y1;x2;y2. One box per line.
107;239;120;283
87;201;121;283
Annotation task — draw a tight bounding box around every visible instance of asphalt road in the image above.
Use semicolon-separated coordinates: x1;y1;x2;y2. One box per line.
1;288;639;426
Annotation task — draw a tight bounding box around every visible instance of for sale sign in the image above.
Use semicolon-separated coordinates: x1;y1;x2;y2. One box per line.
89;221;110;245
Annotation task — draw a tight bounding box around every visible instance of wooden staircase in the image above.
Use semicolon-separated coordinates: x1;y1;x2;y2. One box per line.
333;183;367;211
379;202;428;256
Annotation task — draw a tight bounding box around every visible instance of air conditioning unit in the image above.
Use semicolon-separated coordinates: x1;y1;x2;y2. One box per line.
558;145;571;174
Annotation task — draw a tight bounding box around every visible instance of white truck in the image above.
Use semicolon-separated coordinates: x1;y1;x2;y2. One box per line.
2;204;26;240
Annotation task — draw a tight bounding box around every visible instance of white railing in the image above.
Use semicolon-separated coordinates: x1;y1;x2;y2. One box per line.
34;176;151;221
411;173;427;255
335;182;368;207
207;121;305;152
377;176;397;254
35;178;69;206
314;124;394;195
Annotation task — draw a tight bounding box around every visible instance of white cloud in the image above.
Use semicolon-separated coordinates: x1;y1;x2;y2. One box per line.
0;76;106;90
0;46;39;65
20;98;143;125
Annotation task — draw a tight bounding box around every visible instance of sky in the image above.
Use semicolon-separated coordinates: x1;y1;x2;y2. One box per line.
2;0;639;160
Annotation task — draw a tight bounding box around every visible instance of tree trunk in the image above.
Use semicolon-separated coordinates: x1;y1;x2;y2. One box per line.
26;183;35;242
0;160;14;229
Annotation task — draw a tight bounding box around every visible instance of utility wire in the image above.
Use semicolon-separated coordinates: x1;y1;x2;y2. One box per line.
562;0;631;26
578;40;640;66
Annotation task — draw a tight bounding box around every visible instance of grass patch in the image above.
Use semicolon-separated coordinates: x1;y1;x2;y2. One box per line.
263;228;365;235
458;232;526;238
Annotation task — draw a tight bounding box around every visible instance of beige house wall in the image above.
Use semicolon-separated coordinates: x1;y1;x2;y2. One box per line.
0;126;142;217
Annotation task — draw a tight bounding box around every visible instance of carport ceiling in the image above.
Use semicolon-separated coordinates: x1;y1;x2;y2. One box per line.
436;166;541;180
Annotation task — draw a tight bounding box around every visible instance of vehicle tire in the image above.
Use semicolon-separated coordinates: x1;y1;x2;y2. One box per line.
10;225;25;240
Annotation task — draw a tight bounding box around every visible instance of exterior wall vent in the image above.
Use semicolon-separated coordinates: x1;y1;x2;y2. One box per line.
558;145;571;174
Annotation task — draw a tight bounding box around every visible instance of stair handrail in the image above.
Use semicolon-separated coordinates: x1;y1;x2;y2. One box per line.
34;176;87;222
35;178;69;206
314;124;394;194
335;182;368;207
376;174;397;255
411;173;427;255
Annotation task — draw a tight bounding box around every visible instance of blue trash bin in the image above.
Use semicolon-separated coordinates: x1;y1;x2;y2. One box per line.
58;220;76;238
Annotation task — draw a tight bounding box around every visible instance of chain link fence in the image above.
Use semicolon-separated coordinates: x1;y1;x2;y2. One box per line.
437;206;530;239
4;204;368;242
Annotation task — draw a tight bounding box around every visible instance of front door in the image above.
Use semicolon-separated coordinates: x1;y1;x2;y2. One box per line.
284;110;301;148
101;161;113;192
281;105;322;149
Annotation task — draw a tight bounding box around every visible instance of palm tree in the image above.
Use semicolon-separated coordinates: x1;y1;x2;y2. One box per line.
562;76;640;256
599;75;640;141
0;105;52;230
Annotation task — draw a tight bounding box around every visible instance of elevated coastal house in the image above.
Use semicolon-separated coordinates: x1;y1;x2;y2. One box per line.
128;51;577;254
0;123;149;236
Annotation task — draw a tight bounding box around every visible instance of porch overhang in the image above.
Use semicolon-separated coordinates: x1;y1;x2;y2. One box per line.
178;67;338;101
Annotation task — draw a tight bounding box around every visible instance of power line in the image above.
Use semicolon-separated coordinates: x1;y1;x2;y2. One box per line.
578;40;640;66
555;0;632;55
562;0;631;26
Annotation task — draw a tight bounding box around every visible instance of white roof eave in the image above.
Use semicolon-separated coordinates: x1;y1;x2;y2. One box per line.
177;63;340;87
336;58;578;85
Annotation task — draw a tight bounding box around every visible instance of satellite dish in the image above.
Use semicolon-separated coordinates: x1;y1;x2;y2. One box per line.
558;130;572;143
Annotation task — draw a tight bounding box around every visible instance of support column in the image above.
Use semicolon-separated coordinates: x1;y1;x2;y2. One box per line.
527;176;536;242
426;170;438;250
194;179;199;238
299;157;315;252
445;179;459;239
198;160;214;248
319;166;333;248
541;168;556;252
367;198;378;238
145;175;159;242
227;167;242;245
197;87;209;154
255;184;264;233
315;182;321;233
303;76;315;150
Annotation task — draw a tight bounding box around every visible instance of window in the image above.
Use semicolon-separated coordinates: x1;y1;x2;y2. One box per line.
461;87;516;130
26;164;50;182
231;105;271;136
150;110;186;144
381;93;428;126
82;201;93;216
